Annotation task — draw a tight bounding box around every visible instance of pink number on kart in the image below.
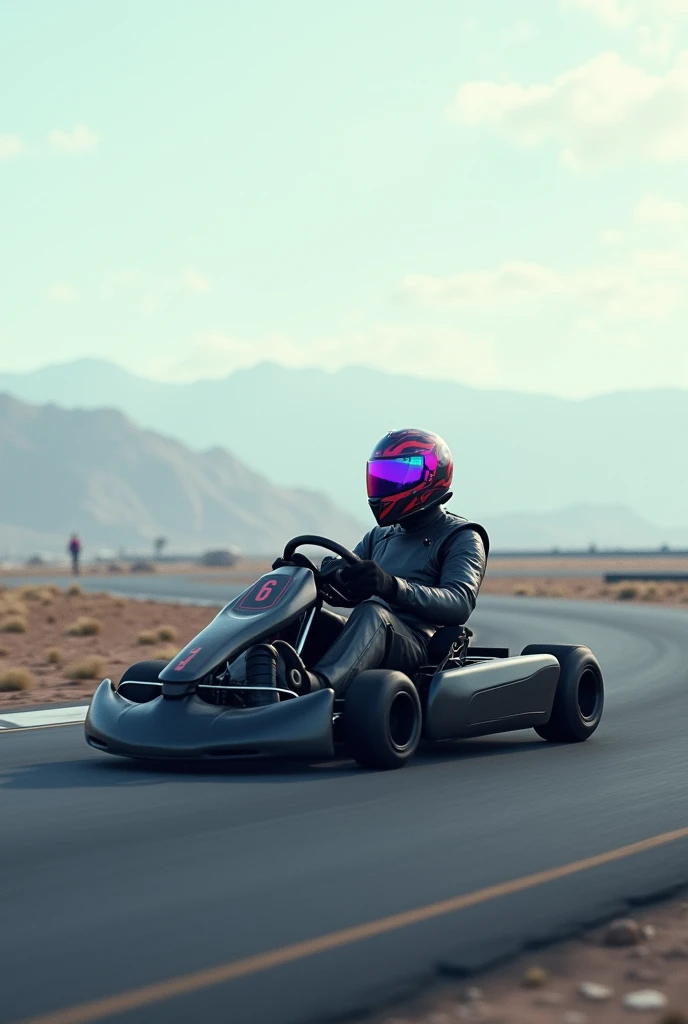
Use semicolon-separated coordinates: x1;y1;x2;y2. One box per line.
255;579;278;602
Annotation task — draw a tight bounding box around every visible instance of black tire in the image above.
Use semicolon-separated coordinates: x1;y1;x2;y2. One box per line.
116;660;169;703
343;670;422;770
119;660;169;684
522;644;604;743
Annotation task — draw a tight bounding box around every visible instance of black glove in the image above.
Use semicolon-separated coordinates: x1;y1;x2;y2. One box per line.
338;560;397;602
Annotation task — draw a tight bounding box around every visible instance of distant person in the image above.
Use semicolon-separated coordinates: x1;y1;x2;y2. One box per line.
68;534;82;575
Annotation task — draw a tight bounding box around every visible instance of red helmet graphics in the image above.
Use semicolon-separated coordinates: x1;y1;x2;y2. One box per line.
366;428;453;526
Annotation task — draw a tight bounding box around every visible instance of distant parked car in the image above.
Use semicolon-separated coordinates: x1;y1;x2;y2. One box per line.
198;549;239;568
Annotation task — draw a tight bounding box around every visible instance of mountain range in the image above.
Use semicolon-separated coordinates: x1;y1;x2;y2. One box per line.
0;359;684;531
0;394;364;556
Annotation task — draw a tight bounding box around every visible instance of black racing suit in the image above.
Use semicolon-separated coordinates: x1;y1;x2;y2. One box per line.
306;506;489;695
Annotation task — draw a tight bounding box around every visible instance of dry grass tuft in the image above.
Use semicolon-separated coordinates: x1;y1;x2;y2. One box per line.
66;583;83;597
45;613;56;624
0;646;7;657
0;596;28;618
46;647;63;665
65;616;102;636
64;656;105;681
137;630;157;645
156;625;177;642
0;667;35;692
616;585;638;601
1;616;27;634
19;585;43;601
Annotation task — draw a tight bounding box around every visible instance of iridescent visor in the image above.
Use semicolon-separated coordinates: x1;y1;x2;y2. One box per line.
367;457;426;498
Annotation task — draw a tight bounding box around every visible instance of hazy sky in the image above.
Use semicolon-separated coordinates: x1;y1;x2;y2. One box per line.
2;0;688;396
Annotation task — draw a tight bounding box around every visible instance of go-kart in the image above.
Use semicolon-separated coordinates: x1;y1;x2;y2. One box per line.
85;535;605;770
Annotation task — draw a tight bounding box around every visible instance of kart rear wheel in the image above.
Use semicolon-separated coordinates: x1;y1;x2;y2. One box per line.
523;644;604;743
343;670;422;770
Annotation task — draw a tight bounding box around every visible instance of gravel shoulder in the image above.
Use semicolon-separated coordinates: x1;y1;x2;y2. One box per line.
368;899;688;1024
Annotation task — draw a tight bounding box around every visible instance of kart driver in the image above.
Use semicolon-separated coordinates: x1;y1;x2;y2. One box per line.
267;427;489;697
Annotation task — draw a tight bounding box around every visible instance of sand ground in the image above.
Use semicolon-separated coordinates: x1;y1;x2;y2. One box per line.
369;898;688;1024
0;584;221;708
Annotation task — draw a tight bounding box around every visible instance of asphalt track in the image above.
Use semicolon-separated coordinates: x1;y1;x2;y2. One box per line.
2;596;688;1024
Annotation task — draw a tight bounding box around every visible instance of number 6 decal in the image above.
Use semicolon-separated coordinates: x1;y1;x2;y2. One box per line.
236;574;293;612
255;579;277;602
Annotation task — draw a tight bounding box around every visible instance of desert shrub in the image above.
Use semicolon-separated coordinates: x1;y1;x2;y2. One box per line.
137;630;157;645
0;667;35;692
153;646;177;662
0;646;8;657
130;560;155;573
0;596;28;618
65;616;102;636
64;656;105;680
1;616;27;634
514;586;534;597
45;613;56;624
46;647;63;665
156;625;177;642
20;585;42;601
66;584;83;597
616;585;638;601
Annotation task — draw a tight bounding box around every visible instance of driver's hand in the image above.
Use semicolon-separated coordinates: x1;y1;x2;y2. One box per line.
318;556;345;579
338;560;397;602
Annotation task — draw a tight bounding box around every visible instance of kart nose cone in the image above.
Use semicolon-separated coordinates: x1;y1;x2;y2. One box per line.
85;680;335;760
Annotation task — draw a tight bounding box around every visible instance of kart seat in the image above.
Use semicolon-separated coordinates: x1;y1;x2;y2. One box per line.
426;625;472;666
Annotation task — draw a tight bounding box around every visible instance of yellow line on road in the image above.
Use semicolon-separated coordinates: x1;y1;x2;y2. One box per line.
11;824;688;1024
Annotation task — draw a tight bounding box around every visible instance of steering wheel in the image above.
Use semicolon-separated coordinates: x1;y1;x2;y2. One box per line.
282;535;360;565
281;535;360;608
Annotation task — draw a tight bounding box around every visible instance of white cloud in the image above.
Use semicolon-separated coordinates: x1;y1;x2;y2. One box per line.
404;249;688;322
507;21;534;43
48;284;76;303
450;51;688;169
405;263;565;309
48;125;99;154
182;270;211;294
635;193;688;227
151;326;498;388
564;0;688;59
600;228;626;245
563;0;634;29
0;134;24;160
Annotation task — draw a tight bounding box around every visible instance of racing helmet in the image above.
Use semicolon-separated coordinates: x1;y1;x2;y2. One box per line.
366;428;453;526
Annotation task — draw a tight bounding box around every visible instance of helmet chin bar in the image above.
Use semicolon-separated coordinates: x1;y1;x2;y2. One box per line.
369;490;453;527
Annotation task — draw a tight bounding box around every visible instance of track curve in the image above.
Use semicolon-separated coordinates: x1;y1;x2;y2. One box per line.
1;596;687;1024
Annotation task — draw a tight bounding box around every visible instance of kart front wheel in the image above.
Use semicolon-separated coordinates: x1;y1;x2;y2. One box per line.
523;644;604;743
343;670;422;770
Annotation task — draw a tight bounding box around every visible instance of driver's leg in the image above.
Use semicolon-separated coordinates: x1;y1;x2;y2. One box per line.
299;607;347;665
313;600;427;696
